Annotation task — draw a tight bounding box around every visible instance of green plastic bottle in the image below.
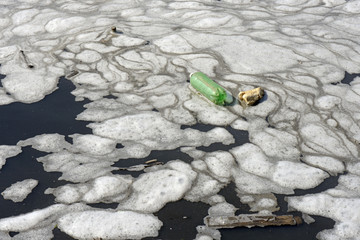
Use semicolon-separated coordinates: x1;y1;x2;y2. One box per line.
190;72;228;105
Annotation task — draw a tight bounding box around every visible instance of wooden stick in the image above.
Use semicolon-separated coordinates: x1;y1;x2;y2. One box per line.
205;214;302;229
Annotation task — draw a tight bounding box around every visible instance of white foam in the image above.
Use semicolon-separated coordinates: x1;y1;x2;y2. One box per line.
185;173;225;202
204;151;235;180
230;143;274;179
18;134;69;153
250;127;300;161
81;42;118;54
208;202;237;217
1;179;38;202
231;119;249;131
336;174;360;196
12;24;45;36
255;198;277;209
46;185;84;204
37;150;117;183
58;210;162;240
119;169;192;213
75;50;102;63
45;17;86;33
288;193;360;240
300;121;358;160
89;112;234;150
0;145;21;169
183;33;301;74
47;174;132;204
148;93;177;109
1;58;61;103
112;35;146;47
10;227;54;240
154;34;193;54
303;155;345;175
0;46;18;61
272;161;329;189
181;147;205;159
184;92;238;125
11;9;40;25
232;167;293;194
315;95;341;110
166;160;197;182
195;225;221;240
172;54;218;77
0;204;66;232
70;134;116;156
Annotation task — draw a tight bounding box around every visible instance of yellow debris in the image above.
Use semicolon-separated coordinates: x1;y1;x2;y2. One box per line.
238;87;264;106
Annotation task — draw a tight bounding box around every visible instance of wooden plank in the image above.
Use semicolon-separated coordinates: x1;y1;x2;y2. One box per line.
205;215;302;229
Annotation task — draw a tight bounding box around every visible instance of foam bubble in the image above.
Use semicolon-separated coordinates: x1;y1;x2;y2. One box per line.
119;169;192;213
154;34;193;54
303;155;345;175
184;93;238;125
232;168;293;194
250;127;300;161
185;173;225;202
272;161;329;189
37;151;117;183
0;204;66;232
195;225;221;240
300;122;358;160
231;119;249;131
1;179;38;202
58;210;162;240
70;134;116;156
231;143;274;179
0;145;21;169
75;50;101;63
315;95;341;110
288;193;360;240
208;202;237;217
18;134;69;153
1;59;60;103
204;151;235;180
89;112;234;150
112;35;146;47
45;17;86;33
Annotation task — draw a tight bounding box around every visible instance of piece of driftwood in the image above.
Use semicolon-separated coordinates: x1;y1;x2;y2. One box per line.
205;214;302;229
118;159;163;172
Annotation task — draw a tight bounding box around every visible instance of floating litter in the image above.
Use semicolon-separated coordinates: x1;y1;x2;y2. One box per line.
238;87;264;106
205;214;302;229
190;72;233;105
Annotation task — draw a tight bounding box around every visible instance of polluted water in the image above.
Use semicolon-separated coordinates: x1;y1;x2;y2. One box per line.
1;0;360;240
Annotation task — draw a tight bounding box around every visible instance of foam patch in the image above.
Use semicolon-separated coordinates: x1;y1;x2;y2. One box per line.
1;179;38;202
0;145;22;169
119;169;193;213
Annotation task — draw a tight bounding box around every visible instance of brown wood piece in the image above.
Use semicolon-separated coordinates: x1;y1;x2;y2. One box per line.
205;215;302;229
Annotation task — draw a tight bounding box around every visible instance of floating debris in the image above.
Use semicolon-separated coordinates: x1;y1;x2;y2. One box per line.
119;160;163;172
190;72;232;105
20;50;34;69
66;70;79;78
238;87;264;106
205;214;302;229
145;159;158;164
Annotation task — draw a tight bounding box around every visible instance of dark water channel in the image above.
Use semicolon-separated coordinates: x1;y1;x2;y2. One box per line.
0;76;336;239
